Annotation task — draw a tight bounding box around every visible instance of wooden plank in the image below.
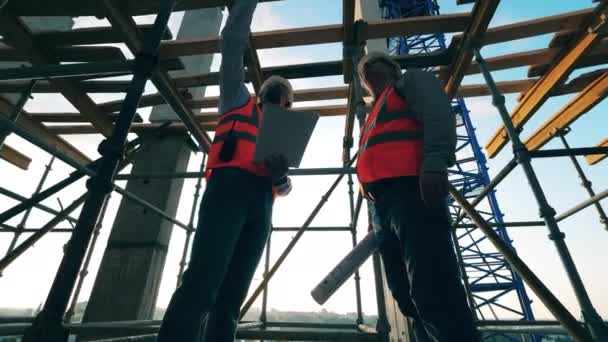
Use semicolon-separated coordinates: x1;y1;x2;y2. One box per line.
0;144;31;170
47;104;372;135
27;112;144;123
0;44;125;62
5;0;280;17
30;24;173;46
0;13;113;136
457;79;536;98
451;8;594;46
458;47;560;76
0;97;91;165
158;13;471;58
103;0;212;151
444;0;500;99
485;3;608;158
527;38;608;77
525;71;608;151
585;138;608;165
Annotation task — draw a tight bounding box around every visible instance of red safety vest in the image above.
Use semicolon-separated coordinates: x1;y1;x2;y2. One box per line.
206;97;271;179
356;85;424;184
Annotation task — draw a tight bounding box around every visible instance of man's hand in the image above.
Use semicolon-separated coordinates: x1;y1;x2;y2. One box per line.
264;153;289;183
419;172;448;208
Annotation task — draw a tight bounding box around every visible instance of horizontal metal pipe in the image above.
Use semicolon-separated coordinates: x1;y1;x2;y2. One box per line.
454;221;545;229
2;114;193;233
264;321;358;329
556;188;608;222
113;167;357;180
0;60;136;81
272;226;352;232
529;147;608;159
0;114;95;176
0;194;87;273
112;187;192;232
0;227;73;233
0;186;78;224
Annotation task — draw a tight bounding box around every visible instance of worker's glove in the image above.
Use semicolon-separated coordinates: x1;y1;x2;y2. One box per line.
264;153;289;184
419;172;448;208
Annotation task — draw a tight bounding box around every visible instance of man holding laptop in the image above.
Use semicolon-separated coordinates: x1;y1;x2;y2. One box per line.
157;1;314;341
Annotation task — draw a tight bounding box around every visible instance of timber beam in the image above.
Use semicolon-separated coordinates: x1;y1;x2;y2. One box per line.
27;24;173;46
485;2;608;158
0;144;31;170
4;0;280;17
0;13;114;136
102;0;212;151
443;0;500;99
0;44;126;63
525;70;608;151
451;8;594;47
157;13;471;58
586;138;608;165
0;97;91;165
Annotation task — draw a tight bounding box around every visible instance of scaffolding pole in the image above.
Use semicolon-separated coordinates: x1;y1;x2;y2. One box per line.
475;48;608;341
557;130;608;230
21;2;177;340
64;193;113;323
239;155;358;319
5;156;55;255
176;155;206;288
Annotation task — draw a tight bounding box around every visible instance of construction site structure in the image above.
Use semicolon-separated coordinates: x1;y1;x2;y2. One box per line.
0;0;607;341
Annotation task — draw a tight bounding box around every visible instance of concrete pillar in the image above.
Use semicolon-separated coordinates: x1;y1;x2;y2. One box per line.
82;7;223;327
355;1;386;53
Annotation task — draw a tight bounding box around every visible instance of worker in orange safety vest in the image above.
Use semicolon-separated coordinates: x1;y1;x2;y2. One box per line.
356;51;479;342
157;1;292;341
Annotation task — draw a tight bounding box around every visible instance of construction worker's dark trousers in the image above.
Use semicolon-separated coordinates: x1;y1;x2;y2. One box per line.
365;176;479;342
157;167;273;342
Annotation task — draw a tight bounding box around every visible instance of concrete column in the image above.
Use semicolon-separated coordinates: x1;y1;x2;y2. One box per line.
82;8;223;326
355;0;386;53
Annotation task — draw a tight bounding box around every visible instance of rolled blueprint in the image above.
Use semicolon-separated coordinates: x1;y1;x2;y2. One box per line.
311;231;379;305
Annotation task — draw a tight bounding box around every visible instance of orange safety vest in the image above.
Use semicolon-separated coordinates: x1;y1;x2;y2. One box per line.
206;97;271;179
356;85;424;184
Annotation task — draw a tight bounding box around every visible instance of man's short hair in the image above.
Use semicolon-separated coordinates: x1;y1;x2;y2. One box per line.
358;51;401;83
259;75;294;107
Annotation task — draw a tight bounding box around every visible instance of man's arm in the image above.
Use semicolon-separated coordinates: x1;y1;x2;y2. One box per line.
395;68;456;175
219;0;259;114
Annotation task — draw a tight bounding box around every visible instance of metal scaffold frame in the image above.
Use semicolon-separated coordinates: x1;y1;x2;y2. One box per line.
0;0;607;341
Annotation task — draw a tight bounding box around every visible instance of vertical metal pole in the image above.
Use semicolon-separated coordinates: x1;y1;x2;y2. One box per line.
176;154;206;288
475;48;608;341
5;156;55;255
0;79;36;149
64;193;112;323
260;229;272;326
558;131;608;231
371;230;391;341
349;183;364;325
21;3;176;341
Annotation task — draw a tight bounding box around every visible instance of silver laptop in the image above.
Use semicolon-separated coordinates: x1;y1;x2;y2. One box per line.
254;104;319;168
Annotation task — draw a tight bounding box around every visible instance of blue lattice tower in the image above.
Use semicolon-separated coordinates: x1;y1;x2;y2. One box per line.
378;0;537;338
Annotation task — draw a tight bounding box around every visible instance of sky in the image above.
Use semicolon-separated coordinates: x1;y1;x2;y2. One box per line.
0;0;607;325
